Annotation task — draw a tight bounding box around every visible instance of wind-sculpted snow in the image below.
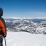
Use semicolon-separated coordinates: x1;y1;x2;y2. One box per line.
3;32;46;46
5;19;46;34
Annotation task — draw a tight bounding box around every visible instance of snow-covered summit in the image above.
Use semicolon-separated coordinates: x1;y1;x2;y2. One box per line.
3;32;46;46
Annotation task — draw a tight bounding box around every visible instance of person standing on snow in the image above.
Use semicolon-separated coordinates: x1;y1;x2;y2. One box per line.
0;7;7;46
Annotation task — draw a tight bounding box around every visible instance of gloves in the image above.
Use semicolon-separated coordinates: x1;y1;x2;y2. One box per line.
3;35;6;38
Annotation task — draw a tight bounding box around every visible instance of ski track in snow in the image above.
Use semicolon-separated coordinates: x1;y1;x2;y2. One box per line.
3;32;46;46
34;40;41;46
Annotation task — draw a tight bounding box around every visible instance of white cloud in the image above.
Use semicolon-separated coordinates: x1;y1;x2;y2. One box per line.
3;12;46;19
23;12;46;16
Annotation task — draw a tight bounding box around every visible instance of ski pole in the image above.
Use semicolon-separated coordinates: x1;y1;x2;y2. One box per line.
4;37;7;46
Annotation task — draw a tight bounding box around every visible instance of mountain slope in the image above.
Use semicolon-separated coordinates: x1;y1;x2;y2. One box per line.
3;31;46;46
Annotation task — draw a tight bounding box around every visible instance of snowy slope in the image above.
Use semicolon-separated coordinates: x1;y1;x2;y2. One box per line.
3;32;46;46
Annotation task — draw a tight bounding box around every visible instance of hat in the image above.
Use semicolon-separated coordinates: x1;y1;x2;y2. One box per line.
0;8;3;16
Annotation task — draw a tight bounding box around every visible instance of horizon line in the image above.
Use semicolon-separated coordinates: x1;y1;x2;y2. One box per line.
3;16;46;19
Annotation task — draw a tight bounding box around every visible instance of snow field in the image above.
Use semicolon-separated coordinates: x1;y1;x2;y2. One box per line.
3;32;46;46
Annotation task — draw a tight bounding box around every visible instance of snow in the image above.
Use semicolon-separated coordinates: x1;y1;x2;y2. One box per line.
3;31;46;46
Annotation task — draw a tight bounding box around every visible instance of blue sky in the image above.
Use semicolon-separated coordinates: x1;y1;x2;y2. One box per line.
0;0;46;18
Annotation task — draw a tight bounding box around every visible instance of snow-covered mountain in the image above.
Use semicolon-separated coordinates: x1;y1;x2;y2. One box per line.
5;18;46;34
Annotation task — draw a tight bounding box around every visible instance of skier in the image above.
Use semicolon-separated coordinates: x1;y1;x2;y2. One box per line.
0;7;7;46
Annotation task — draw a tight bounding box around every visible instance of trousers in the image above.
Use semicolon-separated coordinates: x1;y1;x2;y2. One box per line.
0;36;3;46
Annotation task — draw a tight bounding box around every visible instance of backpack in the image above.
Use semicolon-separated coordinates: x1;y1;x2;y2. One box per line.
0;17;6;36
